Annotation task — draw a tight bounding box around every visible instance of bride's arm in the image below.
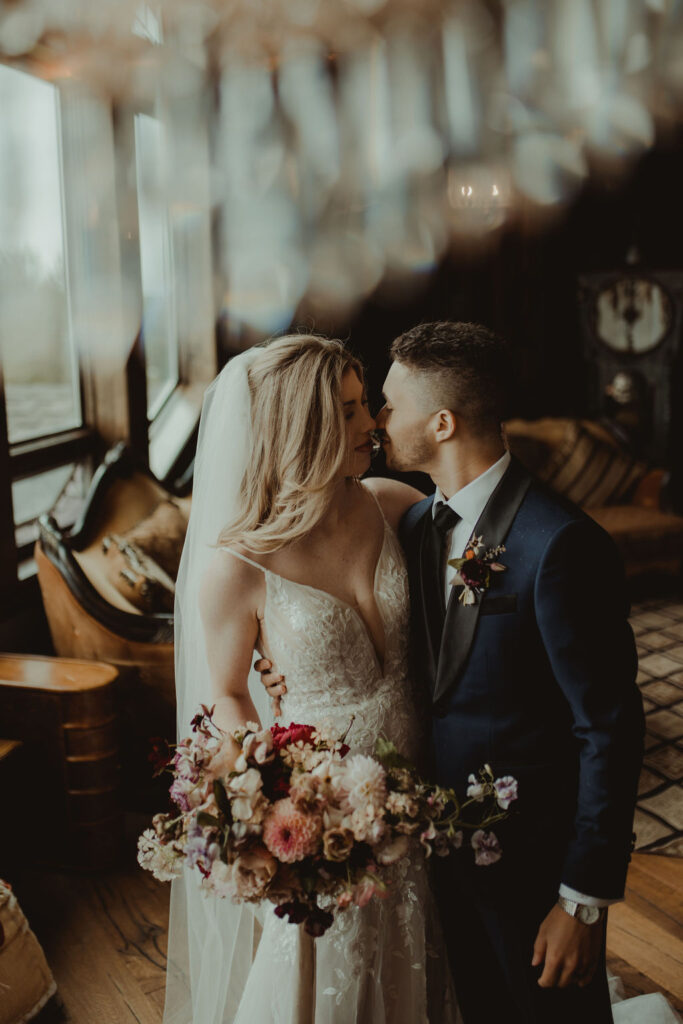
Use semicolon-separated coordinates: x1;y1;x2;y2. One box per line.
362;477;427;534
198;551;264;755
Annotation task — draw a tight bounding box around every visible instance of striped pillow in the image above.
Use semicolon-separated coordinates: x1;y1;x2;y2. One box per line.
540;421;647;508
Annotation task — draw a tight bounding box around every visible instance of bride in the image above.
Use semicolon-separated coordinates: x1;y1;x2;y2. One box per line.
164;334;458;1024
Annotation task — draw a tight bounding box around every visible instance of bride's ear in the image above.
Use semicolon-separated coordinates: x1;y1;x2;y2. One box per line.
434;409;457;443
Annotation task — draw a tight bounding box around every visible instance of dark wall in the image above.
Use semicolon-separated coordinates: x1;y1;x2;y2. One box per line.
343;131;683;438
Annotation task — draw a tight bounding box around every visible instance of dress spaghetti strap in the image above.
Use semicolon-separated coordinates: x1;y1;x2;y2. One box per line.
218;547;267;573
363;481;389;527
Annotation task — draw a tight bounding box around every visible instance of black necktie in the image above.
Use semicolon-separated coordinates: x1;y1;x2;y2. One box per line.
421;502;461;658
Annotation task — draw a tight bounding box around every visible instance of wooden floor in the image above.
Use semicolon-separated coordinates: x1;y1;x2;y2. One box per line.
607;854;683;1012
13;843;683;1023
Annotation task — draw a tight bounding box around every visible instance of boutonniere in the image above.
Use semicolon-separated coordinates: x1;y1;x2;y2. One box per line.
448;535;507;606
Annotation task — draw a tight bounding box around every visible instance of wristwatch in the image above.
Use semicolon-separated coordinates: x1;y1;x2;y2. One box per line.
557;897;606;926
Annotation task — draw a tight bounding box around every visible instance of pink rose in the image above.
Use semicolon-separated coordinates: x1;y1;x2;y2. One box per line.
322;827;355;862
233;848;277;900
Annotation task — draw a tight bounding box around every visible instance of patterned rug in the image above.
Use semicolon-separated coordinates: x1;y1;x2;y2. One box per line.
630;599;683;856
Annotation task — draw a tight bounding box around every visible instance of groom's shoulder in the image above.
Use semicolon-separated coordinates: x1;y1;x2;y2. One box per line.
519;473;615;553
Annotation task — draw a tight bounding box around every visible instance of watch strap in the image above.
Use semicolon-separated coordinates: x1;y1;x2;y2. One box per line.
558;897;606;925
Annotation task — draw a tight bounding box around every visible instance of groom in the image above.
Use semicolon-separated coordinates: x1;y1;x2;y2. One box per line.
375;321;644;1024
261;320;644;1023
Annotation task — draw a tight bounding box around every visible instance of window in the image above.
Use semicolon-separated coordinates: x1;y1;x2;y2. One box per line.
0;55;216;600
0;64;82;444
0;64;95;579
134;112;179;418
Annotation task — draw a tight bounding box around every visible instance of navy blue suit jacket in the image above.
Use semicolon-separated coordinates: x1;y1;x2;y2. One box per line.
400;455;644;899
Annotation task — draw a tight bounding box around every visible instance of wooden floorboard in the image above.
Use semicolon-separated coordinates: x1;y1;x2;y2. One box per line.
8;841;682;1022
606;852;683;1014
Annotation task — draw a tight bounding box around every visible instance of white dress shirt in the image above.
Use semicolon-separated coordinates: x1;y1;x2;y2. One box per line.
433;450;511;606
432;449;616;910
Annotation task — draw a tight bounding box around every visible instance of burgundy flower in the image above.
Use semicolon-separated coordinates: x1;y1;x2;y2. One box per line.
274;899;310;925
148;736;172;776
460;560;489;588
270;723;316;751
305;905;334;937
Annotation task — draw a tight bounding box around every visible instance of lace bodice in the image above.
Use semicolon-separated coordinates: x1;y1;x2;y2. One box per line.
219;513;457;1024
221;514;418;761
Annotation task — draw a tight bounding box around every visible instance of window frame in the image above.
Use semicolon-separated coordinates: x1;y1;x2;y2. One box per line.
0;49;217;604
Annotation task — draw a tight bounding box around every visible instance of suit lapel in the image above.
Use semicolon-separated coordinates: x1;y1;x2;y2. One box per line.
432;456;532;706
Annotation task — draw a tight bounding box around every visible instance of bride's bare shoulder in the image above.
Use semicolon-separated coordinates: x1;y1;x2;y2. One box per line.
199;545;265;623
362;477;427;533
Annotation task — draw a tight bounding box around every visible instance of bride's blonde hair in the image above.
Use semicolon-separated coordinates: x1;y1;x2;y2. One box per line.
217;333;364;554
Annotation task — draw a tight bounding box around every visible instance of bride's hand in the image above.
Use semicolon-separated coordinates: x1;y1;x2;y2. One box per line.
254;657;286;717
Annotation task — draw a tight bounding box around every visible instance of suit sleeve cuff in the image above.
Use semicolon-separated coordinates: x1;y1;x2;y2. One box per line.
559;884;621;908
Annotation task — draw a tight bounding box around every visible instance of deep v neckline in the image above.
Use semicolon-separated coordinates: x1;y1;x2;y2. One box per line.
264;520;389;677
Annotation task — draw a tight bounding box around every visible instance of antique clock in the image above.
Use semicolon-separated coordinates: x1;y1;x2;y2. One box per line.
578;271;683;464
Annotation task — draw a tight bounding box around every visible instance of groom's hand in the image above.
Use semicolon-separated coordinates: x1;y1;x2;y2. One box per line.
532;904;603;989
254;657;286;717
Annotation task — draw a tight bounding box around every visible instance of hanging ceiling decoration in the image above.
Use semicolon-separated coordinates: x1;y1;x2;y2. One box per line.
1;0;682;330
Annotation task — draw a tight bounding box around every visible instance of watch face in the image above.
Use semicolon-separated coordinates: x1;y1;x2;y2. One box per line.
578;905;601;925
595;277;672;354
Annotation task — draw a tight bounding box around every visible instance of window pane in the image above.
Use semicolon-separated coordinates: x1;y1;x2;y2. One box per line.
13;461;91;551
13;463;74;529
134;112;179;415
0;65;81;444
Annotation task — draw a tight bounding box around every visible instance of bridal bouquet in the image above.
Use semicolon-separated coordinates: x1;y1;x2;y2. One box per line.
138;708;517;937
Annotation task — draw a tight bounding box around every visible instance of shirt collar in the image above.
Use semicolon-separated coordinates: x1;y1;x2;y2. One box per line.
432;450;511;528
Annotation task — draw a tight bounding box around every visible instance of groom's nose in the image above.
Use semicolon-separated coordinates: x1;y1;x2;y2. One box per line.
375;405;387;427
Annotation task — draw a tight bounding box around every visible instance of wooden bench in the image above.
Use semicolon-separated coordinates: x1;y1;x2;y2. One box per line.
0;654;122;871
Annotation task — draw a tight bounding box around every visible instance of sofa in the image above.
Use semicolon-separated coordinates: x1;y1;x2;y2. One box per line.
504;417;683;578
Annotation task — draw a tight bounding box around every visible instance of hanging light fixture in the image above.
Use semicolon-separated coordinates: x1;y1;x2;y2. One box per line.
0;0;681;330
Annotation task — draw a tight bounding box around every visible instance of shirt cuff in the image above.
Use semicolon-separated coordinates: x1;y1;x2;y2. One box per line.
558;884;621;908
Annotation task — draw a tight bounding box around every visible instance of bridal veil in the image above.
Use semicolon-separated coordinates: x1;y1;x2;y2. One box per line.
164;347;273;1024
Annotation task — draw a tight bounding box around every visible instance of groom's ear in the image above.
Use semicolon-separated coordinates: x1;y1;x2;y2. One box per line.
434;409;457;443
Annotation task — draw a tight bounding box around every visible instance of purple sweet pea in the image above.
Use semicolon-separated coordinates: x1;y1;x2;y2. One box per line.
471;829;502;866
451;830;463;851
185;824;220;874
493;776;518;811
466;773;486;802
170;777;193;812
173;745;201;783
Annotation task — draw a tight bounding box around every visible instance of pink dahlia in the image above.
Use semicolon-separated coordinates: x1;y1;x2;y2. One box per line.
263;798;322;863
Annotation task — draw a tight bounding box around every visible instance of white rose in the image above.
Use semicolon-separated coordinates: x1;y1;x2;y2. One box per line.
243;729;275;765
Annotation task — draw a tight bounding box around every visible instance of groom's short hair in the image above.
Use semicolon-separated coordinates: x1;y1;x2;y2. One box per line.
390;321;511;433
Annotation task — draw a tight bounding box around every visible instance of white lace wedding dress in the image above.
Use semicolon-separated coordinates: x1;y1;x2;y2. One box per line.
220;510;458;1024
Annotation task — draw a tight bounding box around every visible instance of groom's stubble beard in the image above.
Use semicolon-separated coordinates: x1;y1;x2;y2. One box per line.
385;428;434;474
